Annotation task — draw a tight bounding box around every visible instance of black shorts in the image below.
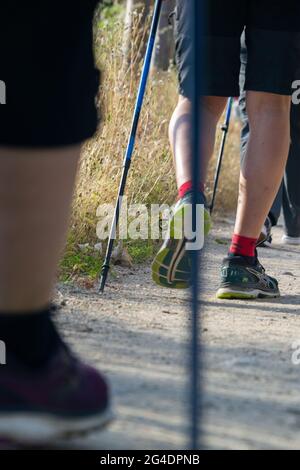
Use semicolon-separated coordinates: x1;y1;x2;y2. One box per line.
175;0;300;98
0;1;100;147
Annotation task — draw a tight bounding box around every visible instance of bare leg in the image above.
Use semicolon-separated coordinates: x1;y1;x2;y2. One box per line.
0;145;111;438
234;91;291;238
0;145;81;312
152;95;228;289
169;95;227;189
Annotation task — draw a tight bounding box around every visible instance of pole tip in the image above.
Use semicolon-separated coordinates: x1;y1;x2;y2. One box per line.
98;266;109;294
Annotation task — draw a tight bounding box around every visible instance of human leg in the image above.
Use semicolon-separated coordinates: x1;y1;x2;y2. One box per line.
282;100;300;243
0;2;111;443
152;0;244;288
234;91;291;239
239;35;283;245
218;0;300;299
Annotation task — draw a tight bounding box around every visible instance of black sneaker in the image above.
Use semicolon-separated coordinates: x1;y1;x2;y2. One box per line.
216;254;280;300
0;343;112;444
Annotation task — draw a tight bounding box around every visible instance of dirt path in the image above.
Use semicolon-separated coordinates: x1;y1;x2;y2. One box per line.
55;220;300;450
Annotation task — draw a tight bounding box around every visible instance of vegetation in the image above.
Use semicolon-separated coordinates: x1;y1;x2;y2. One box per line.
60;2;241;282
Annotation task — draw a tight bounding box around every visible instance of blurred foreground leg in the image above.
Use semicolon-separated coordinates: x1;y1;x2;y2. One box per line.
0;146;81;312
0;146;111;444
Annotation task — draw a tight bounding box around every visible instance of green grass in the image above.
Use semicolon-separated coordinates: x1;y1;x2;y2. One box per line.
97;2;123;29
126;239;158;264
60;239;158;283
59;237;101;282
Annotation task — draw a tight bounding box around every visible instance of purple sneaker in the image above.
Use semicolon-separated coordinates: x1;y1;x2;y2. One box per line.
0;344;112;444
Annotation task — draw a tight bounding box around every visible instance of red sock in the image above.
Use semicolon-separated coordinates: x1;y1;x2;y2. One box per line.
178;180;205;199
229;234;257;258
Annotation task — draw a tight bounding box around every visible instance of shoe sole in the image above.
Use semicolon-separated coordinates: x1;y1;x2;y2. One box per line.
216;287;280;300
0;407;113;444
152;206;211;289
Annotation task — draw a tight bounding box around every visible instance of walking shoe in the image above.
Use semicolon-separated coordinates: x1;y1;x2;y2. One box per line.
152;191;211;289
0;342;112;444
258;216;272;247
216;253;280;300
282;234;300;246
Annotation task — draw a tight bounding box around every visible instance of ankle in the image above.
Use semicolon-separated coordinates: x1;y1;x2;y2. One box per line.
0;307;61;368
229;234;257;258
178;180;205;199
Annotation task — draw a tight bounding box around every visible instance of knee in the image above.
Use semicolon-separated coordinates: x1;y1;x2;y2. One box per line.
200;96;227;123
200;95;227;113
175;95;192;115
247;91;291;119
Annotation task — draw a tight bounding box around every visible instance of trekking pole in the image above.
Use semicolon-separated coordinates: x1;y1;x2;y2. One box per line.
190;0;204;450
210;97;233;214
99;0;163;293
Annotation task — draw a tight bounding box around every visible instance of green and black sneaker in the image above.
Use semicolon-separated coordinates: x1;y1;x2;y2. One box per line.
152;191;211;289
216;254;280;300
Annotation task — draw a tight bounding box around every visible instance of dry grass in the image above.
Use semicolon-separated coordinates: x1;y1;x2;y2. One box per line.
70;7;241;249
